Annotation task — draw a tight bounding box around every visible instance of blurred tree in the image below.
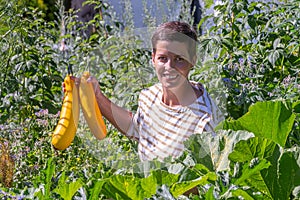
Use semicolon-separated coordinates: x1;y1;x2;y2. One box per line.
179;0;203;35
18;0;58;21
64;0;99;37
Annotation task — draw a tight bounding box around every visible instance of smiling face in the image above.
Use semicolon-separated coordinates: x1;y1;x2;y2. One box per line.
152;40;196;91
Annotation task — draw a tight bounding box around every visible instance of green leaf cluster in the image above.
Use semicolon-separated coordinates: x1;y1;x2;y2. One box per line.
198;0;300;119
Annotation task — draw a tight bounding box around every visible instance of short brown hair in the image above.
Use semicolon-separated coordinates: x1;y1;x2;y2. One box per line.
151;21;198;59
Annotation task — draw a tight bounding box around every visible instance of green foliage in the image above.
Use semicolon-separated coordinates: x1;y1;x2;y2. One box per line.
229;138;300;199
18;0;58;21
224;101;296;147
33;158;56;199
0;0;63;122
53;171;83;200
198;0;300;119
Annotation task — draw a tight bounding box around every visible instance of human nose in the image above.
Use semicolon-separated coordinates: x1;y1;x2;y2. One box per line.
164;58;175;69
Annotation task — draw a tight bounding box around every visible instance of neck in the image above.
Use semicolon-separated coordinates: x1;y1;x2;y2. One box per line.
162;81;199;107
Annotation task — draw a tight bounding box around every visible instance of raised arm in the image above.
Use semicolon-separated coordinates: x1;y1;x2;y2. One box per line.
87;76;133;135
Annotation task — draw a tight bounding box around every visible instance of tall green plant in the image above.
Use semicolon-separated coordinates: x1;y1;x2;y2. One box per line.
0;0;63;122
199;0;300;119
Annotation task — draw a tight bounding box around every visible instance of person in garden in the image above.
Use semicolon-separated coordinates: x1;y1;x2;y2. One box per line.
70;21;223;161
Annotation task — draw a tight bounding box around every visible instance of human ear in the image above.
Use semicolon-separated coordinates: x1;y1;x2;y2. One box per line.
151;51;156;65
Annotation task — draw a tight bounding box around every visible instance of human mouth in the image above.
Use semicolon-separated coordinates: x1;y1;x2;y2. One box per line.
163;74;178;79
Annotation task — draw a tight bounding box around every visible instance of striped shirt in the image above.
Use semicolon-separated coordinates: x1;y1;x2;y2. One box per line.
126;82;223;161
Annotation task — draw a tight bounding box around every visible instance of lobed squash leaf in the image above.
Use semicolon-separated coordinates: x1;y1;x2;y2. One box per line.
184;130;254;172
100;170;179;200
53;171;83;200
224;101;296;147
229;137;300;199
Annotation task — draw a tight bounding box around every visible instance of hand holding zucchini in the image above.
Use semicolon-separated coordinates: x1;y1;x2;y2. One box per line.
79;71;107;140
51;75;80;150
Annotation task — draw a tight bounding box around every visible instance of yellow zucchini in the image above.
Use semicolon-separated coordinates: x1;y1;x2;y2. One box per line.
79;71;107;140
51;75;79;150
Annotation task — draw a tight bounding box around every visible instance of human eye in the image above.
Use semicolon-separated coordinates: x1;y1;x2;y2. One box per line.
157;56;167;62
175;57;185;63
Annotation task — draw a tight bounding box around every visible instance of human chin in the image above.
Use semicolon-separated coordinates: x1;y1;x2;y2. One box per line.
160;74;184;88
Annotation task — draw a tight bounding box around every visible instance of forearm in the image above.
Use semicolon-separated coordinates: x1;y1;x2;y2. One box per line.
95;90;133;135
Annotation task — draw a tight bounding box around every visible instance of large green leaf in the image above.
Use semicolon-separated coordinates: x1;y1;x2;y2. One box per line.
184;130;254;172
170;172;216;198
101;170;179;200
229;137;279;198
33;158;56;200
233;159;271;186
229;137;300;199
277;151;300;199
100;166;215;198
45;158;55;198
88;181;105;200
210;130;254;172
183;132;214;171
224;101;296;146
150;170;180;186
229;137;279;163
102;175;152;200
53;171;83;200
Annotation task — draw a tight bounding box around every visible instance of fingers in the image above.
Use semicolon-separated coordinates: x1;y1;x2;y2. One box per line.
70;76;79;82
62;76;80;92
86;75;97;83
61;74;100;93
62;82;66;93
86;76;98;88
86;75;102;96
71;76;80;87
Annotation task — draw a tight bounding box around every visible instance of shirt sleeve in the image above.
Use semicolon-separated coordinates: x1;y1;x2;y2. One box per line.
206;92;225;131
200;85;224;133
125;109;140;141
212;99;224;126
